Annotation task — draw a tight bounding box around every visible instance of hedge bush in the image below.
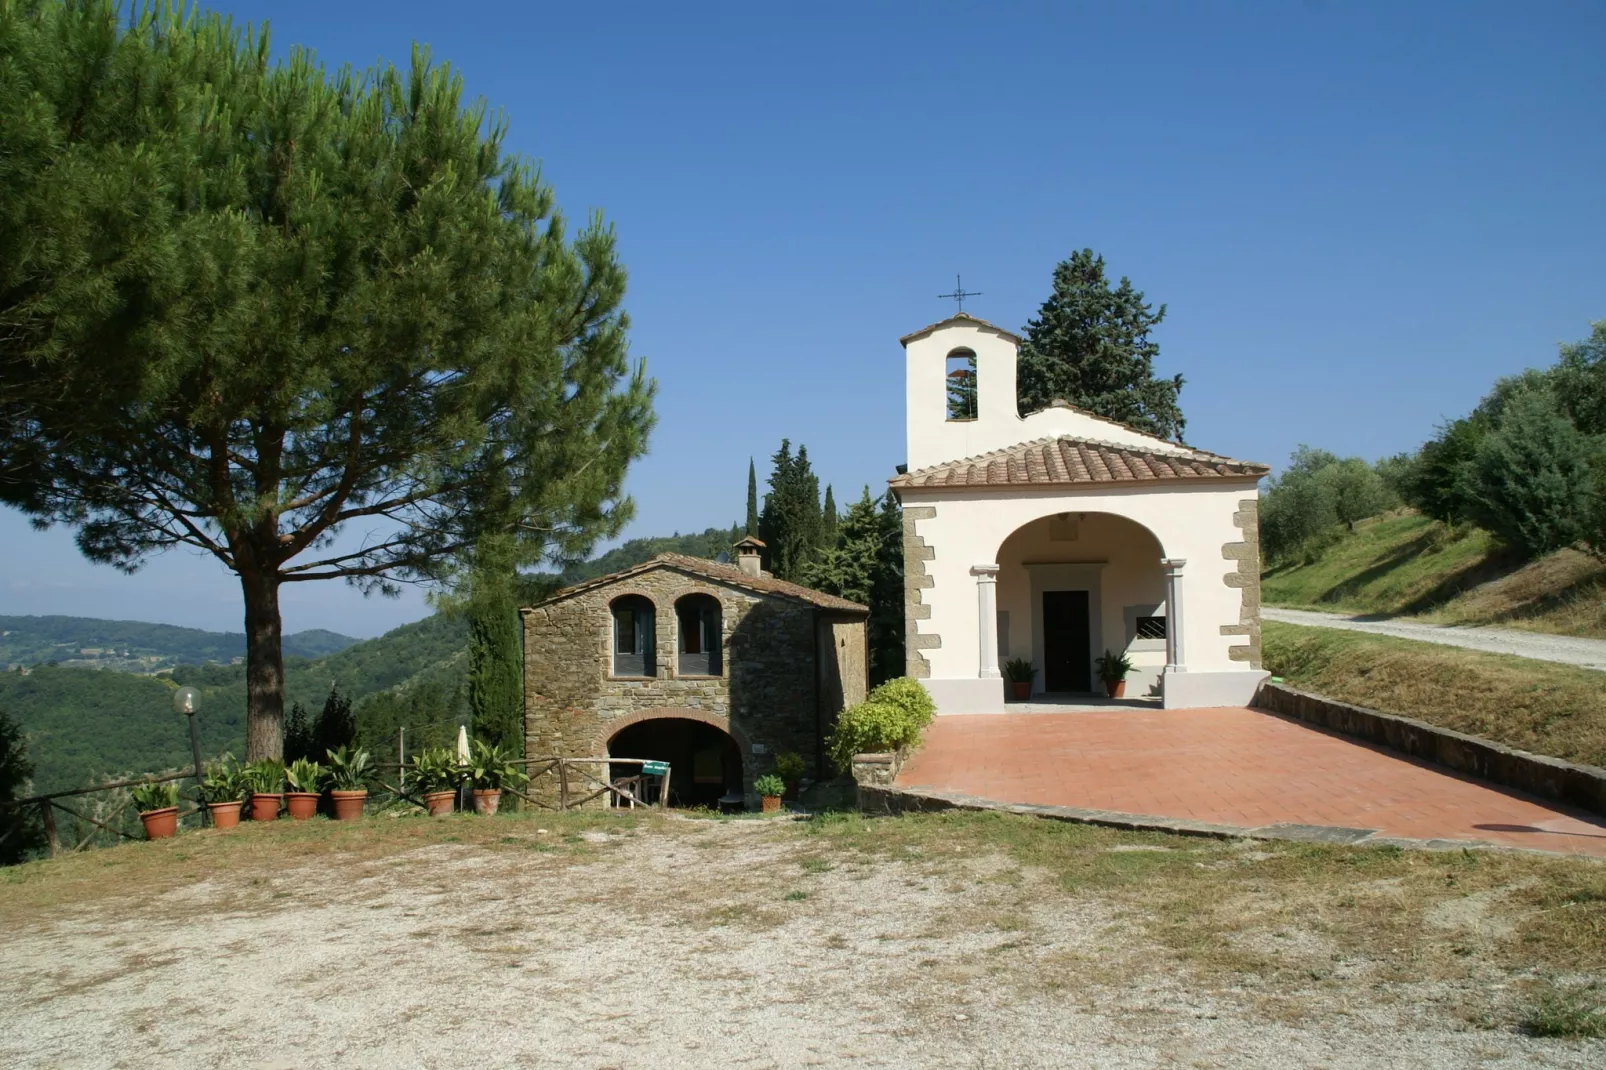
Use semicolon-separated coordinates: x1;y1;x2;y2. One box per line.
827;677;936;770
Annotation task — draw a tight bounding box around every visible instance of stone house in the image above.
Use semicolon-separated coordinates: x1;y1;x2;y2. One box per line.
892;313;1270;712
520;539;869;807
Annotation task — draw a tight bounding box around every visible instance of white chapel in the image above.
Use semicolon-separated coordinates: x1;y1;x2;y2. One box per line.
889;313;1271;713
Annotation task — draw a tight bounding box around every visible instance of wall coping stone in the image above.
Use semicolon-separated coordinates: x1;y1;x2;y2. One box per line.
1254;681;1606;818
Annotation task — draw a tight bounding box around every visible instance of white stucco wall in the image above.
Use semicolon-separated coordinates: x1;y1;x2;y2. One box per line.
904;317;1179;473
906;483;1265;711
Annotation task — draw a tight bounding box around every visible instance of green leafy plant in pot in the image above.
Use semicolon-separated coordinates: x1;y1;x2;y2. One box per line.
242;759;285;821
131;779;181;840
1094;649;1134;698
325;746;371;820
200;754;246;830
283;758;326;820
1003;657;1036;700
464;739;529;816
773;751;806;799
411;747;464;817
753;773;786;814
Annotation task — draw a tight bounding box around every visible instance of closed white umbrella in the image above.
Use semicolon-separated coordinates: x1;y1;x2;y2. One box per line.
456;724;471;764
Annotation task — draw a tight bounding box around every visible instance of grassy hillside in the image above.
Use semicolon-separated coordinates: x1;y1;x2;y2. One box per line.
1263;621;1606;769
0;615;359;672
1262;511;1606;638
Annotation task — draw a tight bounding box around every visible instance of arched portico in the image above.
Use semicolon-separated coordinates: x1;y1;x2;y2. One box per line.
992;511;1170;698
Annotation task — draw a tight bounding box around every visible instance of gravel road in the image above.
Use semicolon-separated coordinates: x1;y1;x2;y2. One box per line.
1264;606;1606;671
3;818;1601;1070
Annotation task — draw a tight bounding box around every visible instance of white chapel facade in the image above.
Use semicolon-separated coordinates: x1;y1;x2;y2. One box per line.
890;313;1271;713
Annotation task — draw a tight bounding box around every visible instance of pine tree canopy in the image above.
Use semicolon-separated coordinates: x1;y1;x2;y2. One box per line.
1016;249;1185;442
0;2;655;759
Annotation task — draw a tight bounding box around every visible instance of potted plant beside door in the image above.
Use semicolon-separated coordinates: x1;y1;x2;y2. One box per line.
754;774;786;814
1003;658;1036;700
1094;650;1134;698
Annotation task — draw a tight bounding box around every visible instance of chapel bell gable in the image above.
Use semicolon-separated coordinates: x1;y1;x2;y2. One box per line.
900;312;1026;472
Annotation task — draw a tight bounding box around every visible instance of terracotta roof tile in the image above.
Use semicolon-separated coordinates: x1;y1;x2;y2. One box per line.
890;436;1269;490
525;553;869;614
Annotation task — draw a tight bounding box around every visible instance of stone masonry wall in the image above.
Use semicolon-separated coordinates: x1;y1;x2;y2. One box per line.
1220;497;1263;668
522;565;841;805
902;505;938;679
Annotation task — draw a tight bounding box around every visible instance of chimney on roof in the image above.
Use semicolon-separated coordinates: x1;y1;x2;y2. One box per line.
733;535;765;578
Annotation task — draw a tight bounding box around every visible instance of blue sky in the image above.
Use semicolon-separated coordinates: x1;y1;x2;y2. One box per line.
4;0;1603;637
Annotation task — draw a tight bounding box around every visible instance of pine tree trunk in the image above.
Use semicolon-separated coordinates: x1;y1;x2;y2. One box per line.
240;566;286;761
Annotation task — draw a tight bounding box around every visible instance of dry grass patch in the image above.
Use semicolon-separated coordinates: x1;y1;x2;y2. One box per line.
1263;620;1606;767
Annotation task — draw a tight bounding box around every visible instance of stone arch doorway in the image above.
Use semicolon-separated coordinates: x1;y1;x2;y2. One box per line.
607;711;745;808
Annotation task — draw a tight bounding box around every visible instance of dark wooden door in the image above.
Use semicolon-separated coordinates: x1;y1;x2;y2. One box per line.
1042;591;1091;692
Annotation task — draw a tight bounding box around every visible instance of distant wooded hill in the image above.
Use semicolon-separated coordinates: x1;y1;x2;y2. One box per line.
2;529;736;794
0;615;358;671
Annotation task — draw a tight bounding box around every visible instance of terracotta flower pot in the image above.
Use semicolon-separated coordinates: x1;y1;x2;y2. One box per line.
284;792;319;820
1104;679;1126;698
249;793;282;821
208;801;243;830
1011;681;1032;700
760;795;782;814
330;790;367;821
472;789;501;816
423;790;456;817
139;806;179;840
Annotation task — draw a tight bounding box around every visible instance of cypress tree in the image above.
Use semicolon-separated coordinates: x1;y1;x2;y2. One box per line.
801;488;904;684
465;537;524;750
758;440;823;582
821;485;839;549
745;459;760;535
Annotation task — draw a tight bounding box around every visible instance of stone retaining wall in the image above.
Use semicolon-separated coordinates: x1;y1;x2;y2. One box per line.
1255;681;1606;817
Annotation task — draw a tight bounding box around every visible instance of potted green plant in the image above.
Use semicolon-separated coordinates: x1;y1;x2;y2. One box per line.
326;746;371;820
464;739;529;816
284;758;326;820
242;759;285;821
1003;657;1036;700
753;773;785;814
773;751;806;799
1094;649;1134;698
200;755;245;829
412;746;463;817
131;779;180;840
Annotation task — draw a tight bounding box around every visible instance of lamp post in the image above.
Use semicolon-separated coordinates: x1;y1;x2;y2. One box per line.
172;686;209;827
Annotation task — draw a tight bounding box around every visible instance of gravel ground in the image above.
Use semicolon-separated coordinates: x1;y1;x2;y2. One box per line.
2;817;1601;1070
1263;607;1606;671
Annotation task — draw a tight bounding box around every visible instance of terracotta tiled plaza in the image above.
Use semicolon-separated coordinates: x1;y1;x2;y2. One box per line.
894;708;1606;857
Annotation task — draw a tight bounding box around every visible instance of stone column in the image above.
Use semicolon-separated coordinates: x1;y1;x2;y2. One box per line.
1162;558;1187;672
971;564;1001;679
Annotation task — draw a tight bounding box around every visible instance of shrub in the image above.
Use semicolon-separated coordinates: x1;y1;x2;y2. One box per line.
773;751;806;783
753;774;785;798
200;755;245;803
464;738;528;791
325;746;372;791
0;708;45;864
1462;389;1597;559
411;746;464;794
827;677;935;770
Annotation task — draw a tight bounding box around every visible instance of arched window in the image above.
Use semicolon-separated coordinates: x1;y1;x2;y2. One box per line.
945;348;977;421
676;594;722;676
611;595;656;677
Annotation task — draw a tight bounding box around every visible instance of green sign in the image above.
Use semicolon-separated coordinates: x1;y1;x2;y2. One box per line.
641;760;669;777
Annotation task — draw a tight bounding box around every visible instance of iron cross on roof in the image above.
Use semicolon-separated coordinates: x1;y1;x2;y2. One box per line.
937;274;981;313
